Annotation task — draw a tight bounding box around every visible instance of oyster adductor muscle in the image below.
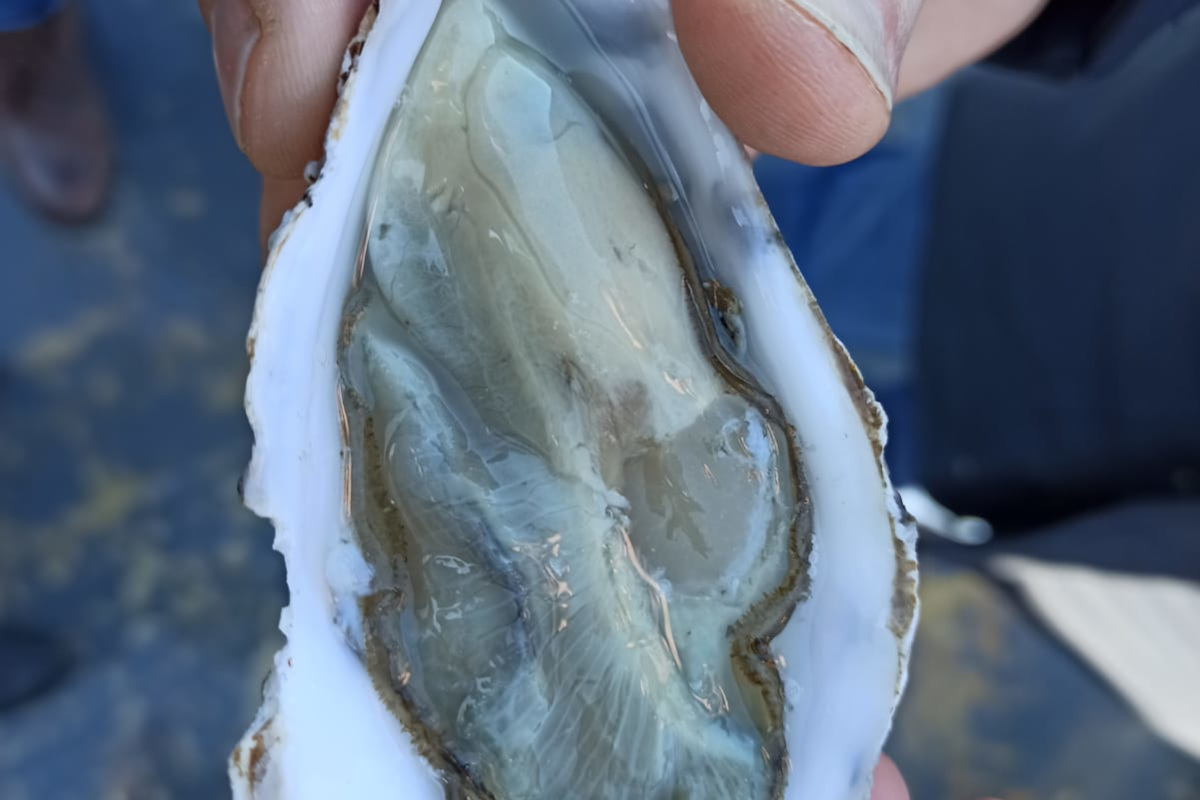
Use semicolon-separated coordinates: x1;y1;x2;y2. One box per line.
233;0;918;799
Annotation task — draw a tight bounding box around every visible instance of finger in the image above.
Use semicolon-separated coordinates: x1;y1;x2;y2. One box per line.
260;175;308;251
672;0;921;166
870;755;911;800
200;0;371;179
897;0;1049;98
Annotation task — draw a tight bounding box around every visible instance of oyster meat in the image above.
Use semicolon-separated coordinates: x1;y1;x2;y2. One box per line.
233;1;917;799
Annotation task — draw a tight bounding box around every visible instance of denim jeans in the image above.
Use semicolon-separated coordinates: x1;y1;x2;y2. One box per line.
0;0;65;30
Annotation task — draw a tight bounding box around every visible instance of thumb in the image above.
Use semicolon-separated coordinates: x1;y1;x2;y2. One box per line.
199;0;372;180
672;0;923;165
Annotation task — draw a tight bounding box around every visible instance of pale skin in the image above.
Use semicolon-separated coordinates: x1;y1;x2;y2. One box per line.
197;0;1041;795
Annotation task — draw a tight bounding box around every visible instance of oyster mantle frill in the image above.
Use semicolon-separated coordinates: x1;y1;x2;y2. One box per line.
233;1;918;799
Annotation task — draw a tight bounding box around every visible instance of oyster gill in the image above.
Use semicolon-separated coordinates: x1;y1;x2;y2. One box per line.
233;0;918;798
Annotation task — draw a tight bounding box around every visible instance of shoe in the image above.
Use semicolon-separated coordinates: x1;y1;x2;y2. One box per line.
0;3;112;223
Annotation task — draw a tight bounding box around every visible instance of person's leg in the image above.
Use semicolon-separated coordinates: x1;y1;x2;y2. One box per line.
0;0;112;221
0;0;66;31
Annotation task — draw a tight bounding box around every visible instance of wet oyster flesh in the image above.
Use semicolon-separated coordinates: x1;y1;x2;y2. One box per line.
232;0;917;798
342;2;806;796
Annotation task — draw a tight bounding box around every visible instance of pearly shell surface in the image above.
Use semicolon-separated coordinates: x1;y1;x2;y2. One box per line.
231;1;918;798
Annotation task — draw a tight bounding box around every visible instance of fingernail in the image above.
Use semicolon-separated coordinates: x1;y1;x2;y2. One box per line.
784;0;922;105
207;0;261;150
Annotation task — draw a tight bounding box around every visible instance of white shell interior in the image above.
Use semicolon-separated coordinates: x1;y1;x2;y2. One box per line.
232;0;918;798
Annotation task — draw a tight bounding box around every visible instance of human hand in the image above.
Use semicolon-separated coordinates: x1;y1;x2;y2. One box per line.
871;755;910;800
198;0;1047;247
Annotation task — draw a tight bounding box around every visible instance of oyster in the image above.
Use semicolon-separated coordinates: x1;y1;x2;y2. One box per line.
232;0;917;799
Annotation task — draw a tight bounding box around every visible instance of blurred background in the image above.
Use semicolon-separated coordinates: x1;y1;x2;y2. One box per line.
1;1;1198;799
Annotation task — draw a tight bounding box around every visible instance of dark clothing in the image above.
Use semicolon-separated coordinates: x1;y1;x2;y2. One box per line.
994;0;1200;78
917;2;1200;528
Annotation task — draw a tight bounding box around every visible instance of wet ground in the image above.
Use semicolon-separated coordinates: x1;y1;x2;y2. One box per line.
1;2;1197;799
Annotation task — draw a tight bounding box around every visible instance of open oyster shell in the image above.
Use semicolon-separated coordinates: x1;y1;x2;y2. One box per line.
232;1;918;798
